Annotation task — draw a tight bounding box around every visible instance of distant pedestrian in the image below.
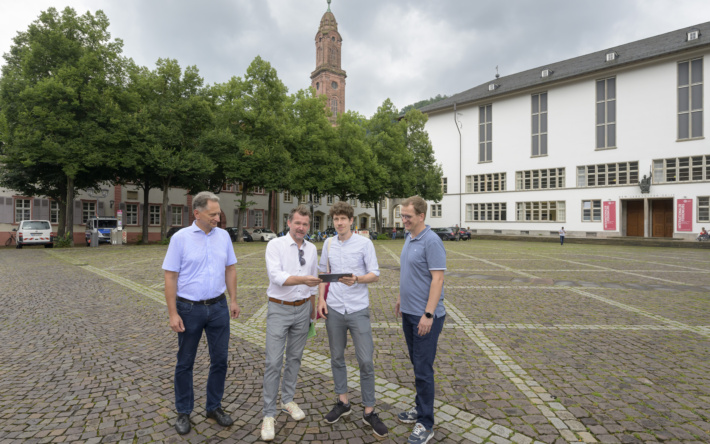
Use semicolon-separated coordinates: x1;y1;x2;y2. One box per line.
559;227;566;245
162;191;240;435
392;227;397;240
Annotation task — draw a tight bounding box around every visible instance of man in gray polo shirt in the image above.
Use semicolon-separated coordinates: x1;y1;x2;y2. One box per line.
395;196;446;444
317;201;388;438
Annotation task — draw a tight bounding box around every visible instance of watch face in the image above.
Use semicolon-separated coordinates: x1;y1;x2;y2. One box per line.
425;312;433;319
331;81;338;90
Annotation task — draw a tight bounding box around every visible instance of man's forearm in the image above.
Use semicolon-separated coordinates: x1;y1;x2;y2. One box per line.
226;266;237;303
355;272;379;284
425;273;444;314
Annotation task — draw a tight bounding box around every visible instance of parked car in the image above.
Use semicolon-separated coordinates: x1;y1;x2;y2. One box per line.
226;227;253;242
85;217;119;246
432;227;460;241
15;220;54;249
459;228;471;240
249;228;277;242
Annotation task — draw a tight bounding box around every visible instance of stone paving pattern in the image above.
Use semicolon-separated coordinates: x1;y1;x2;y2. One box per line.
1;240;709;443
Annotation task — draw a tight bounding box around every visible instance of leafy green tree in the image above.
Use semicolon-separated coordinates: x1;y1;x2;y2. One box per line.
284;88;339;226
131;59;214;241
401;108;443;202
205;56;291;240
0;7;134;245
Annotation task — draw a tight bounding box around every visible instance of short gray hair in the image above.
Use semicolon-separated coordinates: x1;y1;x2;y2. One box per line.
193;191;220;211
288;205;311;222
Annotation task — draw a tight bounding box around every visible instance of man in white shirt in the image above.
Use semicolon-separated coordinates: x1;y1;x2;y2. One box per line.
317;202;388;438
261;205;320;441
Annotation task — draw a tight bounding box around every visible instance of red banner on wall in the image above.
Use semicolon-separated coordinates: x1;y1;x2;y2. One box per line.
603;201;616;231
677;199;693;232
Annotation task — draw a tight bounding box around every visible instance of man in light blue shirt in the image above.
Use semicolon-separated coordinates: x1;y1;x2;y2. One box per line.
317;201;388;438
395;196;446;444
162;191;240;435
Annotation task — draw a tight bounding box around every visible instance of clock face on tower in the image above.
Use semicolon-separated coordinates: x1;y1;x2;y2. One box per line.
331;81;338;90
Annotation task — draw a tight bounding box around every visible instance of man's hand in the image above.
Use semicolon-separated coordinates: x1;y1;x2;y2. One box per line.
395;294;402;318
230;302;241;319
317;296;328;319
169;313;185;332
302;276;322;287
339;275;356;286
417;314;433;336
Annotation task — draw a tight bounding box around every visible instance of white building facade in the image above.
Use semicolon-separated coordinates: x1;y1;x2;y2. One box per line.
420;23;710;240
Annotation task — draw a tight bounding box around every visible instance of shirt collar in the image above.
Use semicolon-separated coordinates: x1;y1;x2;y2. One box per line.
191;221;214;235
408;225;431;242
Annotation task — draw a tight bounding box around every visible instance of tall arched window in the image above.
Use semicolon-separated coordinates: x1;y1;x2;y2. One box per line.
331;97;338;115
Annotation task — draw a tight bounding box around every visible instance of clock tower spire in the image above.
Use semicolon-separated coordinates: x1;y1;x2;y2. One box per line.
310;0;346;121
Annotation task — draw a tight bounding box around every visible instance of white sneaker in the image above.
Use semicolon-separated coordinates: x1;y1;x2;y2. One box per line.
261;416;275;441
281;401;306;421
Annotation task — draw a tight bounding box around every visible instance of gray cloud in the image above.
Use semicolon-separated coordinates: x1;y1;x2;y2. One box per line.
1;0;706;117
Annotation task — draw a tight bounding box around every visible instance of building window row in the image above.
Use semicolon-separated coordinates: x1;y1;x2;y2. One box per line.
577;161;638;187
466;172;506;193
466;203;507;221
516;201;565;222
653;155;710;183
515;168;565;190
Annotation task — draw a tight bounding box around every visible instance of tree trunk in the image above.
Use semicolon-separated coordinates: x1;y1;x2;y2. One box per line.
142;177;150;244
235;187;249;243
161;178;170;241
268;190;274;231
65;176;75;247
375;201;380;233
57;198;67;238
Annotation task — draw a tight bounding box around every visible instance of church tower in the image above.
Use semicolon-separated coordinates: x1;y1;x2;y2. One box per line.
310;0;346;121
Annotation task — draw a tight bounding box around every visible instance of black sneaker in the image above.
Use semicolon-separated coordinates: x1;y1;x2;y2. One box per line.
363;411;388;438
324;399;351;423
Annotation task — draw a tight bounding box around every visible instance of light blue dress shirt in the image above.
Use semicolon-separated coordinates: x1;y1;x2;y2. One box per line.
318;233;380;314
162;222;237;301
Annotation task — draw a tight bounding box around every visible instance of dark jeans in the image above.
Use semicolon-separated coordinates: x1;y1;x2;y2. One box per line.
175;297;230;414
402;312;445;430
560;236;565;245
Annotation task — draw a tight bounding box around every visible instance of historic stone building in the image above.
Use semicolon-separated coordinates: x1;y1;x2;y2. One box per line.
310;1;346;121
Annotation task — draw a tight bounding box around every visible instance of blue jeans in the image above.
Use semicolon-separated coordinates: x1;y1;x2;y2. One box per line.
175;297;230;414
402;312;445;430
560;235;565;245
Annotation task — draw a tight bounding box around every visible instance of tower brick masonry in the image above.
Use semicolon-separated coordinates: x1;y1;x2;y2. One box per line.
310;5;346;121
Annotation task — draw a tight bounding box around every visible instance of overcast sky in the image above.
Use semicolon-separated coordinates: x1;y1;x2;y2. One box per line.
1;0;708;117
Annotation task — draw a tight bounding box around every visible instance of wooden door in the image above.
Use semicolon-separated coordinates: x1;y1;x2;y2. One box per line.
652;200;673;237
626;200;644;236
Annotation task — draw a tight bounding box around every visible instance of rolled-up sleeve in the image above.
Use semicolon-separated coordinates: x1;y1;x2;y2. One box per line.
266;241;290;286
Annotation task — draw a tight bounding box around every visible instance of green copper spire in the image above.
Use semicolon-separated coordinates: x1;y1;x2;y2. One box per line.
327;0;331;12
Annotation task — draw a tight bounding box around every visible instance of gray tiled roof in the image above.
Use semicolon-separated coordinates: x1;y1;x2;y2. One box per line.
419;21;710;115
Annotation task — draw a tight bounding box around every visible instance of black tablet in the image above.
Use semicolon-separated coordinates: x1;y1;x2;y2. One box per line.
319;273;353;282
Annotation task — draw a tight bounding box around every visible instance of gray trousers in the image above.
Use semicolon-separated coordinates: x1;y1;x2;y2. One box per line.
325;306;376;407
263;299;311;417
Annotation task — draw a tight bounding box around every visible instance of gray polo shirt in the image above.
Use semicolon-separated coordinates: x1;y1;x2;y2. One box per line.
399;225;447;318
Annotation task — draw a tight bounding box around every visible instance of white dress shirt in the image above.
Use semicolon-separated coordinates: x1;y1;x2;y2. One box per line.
266;234;318;301
318;233;380;314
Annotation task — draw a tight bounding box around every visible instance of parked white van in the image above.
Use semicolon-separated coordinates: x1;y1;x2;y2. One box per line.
16;220;54;249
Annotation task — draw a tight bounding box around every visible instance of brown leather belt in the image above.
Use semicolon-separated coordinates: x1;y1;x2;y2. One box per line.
268;297;309;307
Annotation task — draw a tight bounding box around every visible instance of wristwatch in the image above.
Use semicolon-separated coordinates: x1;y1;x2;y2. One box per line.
424;311;433;319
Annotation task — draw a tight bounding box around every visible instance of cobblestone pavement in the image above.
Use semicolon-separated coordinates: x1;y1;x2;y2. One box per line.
1;240;709;444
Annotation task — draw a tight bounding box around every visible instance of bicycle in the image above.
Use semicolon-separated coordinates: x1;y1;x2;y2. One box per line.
5;231;16;246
